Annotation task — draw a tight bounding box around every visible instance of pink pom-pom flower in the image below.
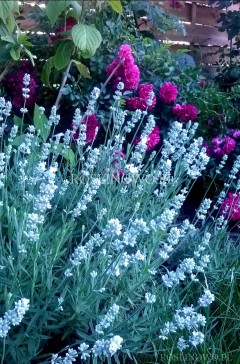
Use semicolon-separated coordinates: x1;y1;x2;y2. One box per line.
126;84;156;111
159;82;178;104
72;114;101;144
173;103;198;122
106;44;140;91
134;126;161;152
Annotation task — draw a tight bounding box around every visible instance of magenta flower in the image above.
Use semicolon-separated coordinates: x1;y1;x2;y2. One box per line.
3;61;38;109
112;150;125;168
204;135;236;157
113;168;124;181
159;82;178;104
126;84;156;111
118;44;133;60
126;97;141;111
202;141;213;157
221;192;240;221
212;136;236;156
134;126;161;152
146;126;161;151
106;44;140;91
51;17;77;42
124;65;140;90
172;103;198;122
228;129;240;141
73;114;101;144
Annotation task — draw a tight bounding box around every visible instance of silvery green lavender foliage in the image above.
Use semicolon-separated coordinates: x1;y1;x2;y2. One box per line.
0;76;239;363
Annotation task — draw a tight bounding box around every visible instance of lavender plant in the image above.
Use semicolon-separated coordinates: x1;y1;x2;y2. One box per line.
0;76;239;364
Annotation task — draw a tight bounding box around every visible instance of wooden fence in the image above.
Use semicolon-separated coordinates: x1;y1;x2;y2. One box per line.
17;0;240;76
141;0;240;76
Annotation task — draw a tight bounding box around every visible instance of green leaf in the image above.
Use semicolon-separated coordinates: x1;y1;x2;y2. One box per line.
60;148;75;167
46;0;70;26
12;134;40;147
34;104;50;142
10;46;20;60
12;1;19;13
175;49;190;54
0;1;15;25
0;18;12;37
24;47;36;66
71;23;102;58
6;12;16;33
41;56;54;88
13;115;22;127
70;1;82;18
54;40;73;70
72;60;91;79
1;35;15;44
108;0;123;15
17;33;32;47
12;135;26;147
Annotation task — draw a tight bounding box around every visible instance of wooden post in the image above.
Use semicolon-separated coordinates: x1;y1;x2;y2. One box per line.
191;2;197;25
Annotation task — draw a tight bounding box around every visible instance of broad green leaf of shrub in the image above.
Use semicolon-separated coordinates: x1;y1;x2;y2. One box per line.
5;12;15;33
108;0;123;15
72;60;91;79
0;20;11;38
46;0;71;26
10;46;20;60
41;56;54;88
1;34;15;44
17;33;33;47
12;1;19;13
34;104;50;142
71;24;102;58
54;40;73;70
0;1;15;25
70;0;82;18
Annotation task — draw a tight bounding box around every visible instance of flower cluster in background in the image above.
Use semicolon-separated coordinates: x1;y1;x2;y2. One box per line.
3;61;38;109
159;81;178;104
126;84;156;111
173;103;198;122
202;126;240;161
134;125;161;152
73;114;101;144
104;45;200;155
221;192;240;221
204;135;236;158
106;44;140;91
51;17;77;43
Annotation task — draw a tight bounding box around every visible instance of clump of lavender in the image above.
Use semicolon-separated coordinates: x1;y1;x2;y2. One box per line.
159;294;213;351
0;298;30;338
0;69;237;364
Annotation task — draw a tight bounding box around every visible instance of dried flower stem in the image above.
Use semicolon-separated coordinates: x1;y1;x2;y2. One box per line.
55;60;73;109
